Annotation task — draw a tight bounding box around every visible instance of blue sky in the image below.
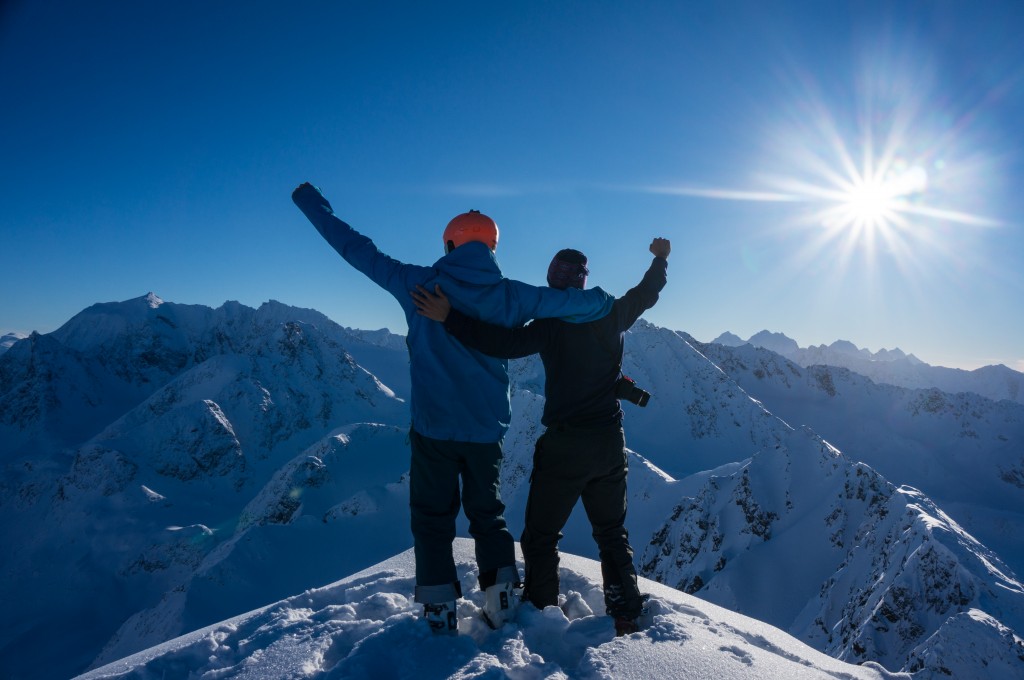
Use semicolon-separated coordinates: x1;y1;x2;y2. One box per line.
2;1;1022;370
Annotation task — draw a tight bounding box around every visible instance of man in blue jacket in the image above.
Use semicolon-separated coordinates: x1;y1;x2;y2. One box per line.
292;183;614;633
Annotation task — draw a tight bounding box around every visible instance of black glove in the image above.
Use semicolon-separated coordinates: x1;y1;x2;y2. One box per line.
292;182;332;213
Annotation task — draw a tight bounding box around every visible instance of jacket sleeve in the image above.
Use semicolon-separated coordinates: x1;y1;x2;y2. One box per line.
293;184;427;301
612;256;668;331
444;309;550;359
508;280;615;325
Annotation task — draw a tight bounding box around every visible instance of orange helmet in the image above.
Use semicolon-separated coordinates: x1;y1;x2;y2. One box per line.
443;210;499;254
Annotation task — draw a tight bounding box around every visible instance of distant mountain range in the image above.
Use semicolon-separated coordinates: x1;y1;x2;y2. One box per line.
1;295;1022;679
0;332;27;353
712;329;1023;405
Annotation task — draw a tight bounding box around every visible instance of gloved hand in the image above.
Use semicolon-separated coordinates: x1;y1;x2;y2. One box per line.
650;237;671;258
292;182;332;212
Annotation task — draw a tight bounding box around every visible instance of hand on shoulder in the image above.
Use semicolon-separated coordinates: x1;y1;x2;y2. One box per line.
411;284;451;322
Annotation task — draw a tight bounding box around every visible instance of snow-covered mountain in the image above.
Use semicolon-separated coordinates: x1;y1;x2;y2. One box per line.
639;425;1024;673
713;329;1024;405
0;331;27;354
690;336;1024;576
3;295;1023;678
75;539;907;680
713;330;924;365
1;294;410;680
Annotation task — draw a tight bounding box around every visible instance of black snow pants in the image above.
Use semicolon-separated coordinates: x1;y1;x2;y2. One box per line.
520;423;644;619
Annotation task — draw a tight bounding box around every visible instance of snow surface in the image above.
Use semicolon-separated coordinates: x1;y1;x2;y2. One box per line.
76;539;903;680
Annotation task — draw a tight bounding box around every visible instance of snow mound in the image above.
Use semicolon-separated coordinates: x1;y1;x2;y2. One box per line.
77;539;901;680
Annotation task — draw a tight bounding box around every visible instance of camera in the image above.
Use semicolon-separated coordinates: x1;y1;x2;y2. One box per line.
615;375;650;407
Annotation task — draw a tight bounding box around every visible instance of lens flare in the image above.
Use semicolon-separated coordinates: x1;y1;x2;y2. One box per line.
645;50;1002;289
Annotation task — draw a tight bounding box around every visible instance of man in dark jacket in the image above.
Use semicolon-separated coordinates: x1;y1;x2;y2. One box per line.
411;238;670;634
293;183;615;633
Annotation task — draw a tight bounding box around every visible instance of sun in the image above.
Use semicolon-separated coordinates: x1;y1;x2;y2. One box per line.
820;160;931;236
742;89;1000;283
842;178;896;226
644;51;1000;284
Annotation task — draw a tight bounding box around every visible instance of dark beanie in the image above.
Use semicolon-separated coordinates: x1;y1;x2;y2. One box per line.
547;249;589;289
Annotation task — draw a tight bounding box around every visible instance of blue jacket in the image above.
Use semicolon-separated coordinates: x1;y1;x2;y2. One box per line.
293;184;615;443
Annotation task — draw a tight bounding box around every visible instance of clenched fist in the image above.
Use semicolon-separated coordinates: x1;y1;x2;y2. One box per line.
650;238;671;258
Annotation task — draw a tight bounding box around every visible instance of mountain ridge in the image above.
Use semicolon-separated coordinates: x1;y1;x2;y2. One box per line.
2;294;1022;678
639;425;1024;670
710;329;1023;405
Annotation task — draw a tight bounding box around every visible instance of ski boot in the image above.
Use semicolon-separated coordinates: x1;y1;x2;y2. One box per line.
423;600;458;635
608;588;650;636
482;580;518;629
614;615;640;636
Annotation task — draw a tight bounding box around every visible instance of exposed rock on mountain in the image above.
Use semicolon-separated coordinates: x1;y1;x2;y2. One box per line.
639;426;1024;674
691;338;1024;575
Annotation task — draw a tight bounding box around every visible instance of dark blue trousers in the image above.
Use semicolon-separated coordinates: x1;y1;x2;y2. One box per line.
409;429;517;603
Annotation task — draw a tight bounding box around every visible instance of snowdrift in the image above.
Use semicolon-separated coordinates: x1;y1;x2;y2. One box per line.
76;539;902;680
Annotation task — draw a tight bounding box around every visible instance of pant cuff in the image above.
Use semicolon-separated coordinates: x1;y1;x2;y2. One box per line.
480;564;522;590
415;581;462;604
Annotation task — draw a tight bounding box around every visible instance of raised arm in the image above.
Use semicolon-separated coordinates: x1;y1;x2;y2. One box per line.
412;285;550;359
613;237;671;331
292;183;426;300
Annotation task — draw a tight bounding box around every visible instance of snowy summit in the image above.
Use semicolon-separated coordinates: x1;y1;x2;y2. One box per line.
77;539;902;680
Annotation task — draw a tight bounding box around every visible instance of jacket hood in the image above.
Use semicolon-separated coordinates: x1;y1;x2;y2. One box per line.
432;241;503;286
